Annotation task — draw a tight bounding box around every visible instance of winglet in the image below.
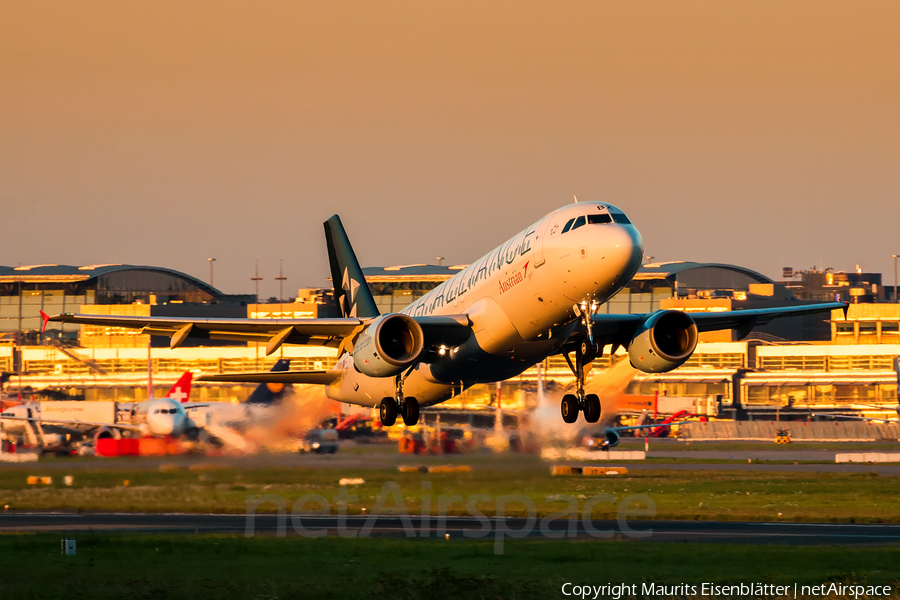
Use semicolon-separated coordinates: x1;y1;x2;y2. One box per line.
39;310;50;333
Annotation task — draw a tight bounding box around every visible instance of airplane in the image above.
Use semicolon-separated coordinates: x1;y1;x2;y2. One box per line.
243;358;293;405
585;412;699;450
0;362;300;453
0;372;197;450
43;201;847;429
122;371;197;437
181;359;292;429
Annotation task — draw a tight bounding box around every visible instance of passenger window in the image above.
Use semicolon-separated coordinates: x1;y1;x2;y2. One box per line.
561;218;575;234
611;213;631;224
587;214;612;225
571;216;586;230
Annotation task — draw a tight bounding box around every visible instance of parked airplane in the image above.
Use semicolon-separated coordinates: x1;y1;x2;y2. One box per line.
587;414;697;449
181;359;292;429
0;372;196;449
122;371;197;437
45;202;847;428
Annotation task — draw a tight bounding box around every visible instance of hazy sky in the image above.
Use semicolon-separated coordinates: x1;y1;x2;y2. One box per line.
2;1;898;296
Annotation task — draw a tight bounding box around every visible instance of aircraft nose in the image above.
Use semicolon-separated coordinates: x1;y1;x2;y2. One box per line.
605;224;644;277
150;415;175;436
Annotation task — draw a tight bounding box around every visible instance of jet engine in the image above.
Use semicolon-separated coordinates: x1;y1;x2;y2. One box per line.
352;314;425;377
603;429;619;449
93;427;121;443
628;310;698;373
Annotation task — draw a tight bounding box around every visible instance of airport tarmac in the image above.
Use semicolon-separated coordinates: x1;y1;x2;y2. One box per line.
2;512;899;545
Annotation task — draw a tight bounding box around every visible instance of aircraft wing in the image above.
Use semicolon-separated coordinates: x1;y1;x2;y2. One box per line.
198;370;340;385
687;302;848;335
588;302;847;344
0;415;142;432
43;312;472;357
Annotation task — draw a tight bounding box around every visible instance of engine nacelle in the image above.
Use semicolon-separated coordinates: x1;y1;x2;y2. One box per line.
603;429;619;449
93;427;121;443
352;314;425;377
628;310;698;373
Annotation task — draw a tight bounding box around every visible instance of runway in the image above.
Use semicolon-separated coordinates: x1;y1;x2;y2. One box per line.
3;512;900;545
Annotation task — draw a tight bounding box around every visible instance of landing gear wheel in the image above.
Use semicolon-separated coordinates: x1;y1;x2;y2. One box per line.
380;397;398;427
583;394;601;423
561;394;579;424
402;397;420;426
580;340;600;363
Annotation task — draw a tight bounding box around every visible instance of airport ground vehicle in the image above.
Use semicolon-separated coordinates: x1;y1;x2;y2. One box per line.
298;429;339;454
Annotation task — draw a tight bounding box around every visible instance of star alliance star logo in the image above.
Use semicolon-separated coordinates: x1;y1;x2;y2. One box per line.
341;267;360;317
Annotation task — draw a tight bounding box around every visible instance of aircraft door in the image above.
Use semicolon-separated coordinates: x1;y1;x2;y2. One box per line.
531;216;553;268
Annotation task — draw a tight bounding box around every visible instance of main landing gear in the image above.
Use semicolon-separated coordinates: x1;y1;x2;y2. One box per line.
561;299;602;424
379;374;420;427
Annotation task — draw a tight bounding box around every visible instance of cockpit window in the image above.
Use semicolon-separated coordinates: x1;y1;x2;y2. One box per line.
611;212;631;224
571;216;586;231
561;218;575;234
587;214;612;225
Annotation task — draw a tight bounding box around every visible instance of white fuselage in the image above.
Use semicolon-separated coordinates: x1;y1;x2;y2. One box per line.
327;201;644;408
0;404;40;438
132;397;193;437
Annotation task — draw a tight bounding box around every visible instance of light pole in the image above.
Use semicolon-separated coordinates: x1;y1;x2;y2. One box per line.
251;260;265;368
207;258;216;288
275;259;287;317
251;260;263;304
892;254;898;303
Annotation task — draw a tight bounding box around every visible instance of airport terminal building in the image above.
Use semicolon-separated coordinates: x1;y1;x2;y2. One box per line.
0;261;897;418
0;264;253;345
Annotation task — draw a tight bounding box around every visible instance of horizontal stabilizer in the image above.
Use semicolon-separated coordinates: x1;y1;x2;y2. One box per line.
198;370;339;385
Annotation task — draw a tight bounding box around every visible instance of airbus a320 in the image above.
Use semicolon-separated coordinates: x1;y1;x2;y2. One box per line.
45;202;847;439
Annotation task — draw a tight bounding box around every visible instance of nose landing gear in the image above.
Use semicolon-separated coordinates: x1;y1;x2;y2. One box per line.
560;299;603;424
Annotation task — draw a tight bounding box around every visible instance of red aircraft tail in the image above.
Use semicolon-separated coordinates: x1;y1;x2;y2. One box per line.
165;372;193;403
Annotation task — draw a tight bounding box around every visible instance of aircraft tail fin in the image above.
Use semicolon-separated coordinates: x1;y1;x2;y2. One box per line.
324;215;380;318
245;359;292;405
165;372;193;403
